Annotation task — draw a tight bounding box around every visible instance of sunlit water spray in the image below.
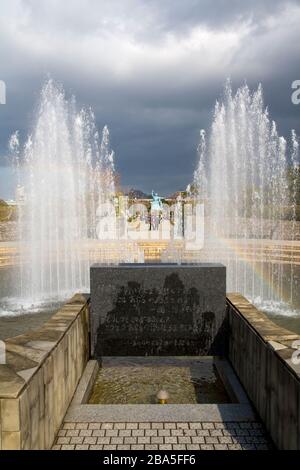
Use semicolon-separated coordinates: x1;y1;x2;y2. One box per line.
7;80;117;309
194;81;300;316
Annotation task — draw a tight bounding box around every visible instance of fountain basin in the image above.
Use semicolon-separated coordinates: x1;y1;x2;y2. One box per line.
88;356;231;405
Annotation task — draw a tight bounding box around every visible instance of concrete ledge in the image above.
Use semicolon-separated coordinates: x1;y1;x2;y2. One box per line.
0;294;90;449
64;403;256;423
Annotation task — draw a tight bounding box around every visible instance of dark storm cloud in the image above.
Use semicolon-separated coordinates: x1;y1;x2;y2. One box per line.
0;0;300;197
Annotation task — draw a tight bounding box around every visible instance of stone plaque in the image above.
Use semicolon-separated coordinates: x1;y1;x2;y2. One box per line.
90;263;227;357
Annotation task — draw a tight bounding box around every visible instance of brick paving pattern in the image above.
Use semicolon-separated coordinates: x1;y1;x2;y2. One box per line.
52;422;272;450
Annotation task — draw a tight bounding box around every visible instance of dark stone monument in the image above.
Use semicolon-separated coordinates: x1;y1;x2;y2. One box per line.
90;263;227;358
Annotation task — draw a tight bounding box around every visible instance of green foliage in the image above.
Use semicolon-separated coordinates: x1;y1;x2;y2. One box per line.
0;200;17;222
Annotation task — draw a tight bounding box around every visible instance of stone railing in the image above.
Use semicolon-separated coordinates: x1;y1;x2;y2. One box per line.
227;293;300;450
0;294;89;450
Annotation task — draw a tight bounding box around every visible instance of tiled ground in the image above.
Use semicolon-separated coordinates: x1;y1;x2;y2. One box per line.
52;421;272;450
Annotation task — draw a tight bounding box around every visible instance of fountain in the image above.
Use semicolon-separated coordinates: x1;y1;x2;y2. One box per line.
193;80;300;317
8;80;118;307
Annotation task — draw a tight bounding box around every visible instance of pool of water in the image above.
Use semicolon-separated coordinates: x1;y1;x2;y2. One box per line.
263;311;300;335
88;356;231;405
0;301;63;340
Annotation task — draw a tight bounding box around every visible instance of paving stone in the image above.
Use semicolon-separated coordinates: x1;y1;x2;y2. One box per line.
191;437;205;444
83;437;97;445
101;423;114;430
218;436;233;444
211;429;223;437
70;437;84;445
111;437;124;445
228;444;242;450
164;437;177;444
177;423;189;429
132;429;145;437
241;444;256;450
66;430;79;437
232;436;247;444
151;437;164;444
124;437;137;445
63;423;76;430
196;430;210;437
57;437;70;445
88;423;101;430
126;423;138;429
246;436;261;444
235;429;250;436
75;423;88;430
239;423;253;429
97;437;110;445
178;436;191;444
92;430;105;437
53;420;271;451
79;430;92;437
171;429;184;436
225;423;240;430
164;423;176;429
202;423;215;430
214;423;225;429
106;430;118;437
183;429;197;437
114;423;126;430
189;423;202;429
205;437;219;444
151;423;164;429
249;429;264;436
119;430;132;437
222;429;236;437
137;437;151;444
145;429;158;437
158;429;171;437
139;423;151;429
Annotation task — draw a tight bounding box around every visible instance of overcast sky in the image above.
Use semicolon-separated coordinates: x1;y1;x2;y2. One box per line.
0;0;300;197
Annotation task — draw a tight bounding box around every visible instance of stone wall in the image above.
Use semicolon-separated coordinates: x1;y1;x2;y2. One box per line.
91;263;227;357
227;294;300;450
0;294;89;450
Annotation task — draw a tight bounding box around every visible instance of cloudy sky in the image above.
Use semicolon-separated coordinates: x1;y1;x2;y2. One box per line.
0;0;300;197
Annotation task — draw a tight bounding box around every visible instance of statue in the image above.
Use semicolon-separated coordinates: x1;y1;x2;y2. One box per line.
151;190;163;212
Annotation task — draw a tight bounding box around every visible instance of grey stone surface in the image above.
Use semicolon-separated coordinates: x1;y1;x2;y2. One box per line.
90;263;226;357
65;403;256;423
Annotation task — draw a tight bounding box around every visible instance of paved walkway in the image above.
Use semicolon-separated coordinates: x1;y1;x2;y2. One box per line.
52;421;272;450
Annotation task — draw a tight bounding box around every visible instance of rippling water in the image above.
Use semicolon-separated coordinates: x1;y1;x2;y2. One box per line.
88;357;230;405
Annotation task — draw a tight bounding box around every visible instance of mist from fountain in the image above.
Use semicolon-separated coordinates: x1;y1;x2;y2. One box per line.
194;81;300;313
9;80;117;306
